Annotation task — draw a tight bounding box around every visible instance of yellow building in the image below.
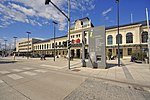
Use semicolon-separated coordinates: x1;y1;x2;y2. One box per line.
33;35;67;57
106;21;149;58
16;38;40;56
16;18;149;59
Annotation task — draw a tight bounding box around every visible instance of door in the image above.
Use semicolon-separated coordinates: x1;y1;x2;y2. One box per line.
116;49;123;58
76;49;80;58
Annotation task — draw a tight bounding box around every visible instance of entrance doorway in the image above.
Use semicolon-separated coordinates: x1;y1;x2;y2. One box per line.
116;49;123;58
71;50;75;58
76;49;80;58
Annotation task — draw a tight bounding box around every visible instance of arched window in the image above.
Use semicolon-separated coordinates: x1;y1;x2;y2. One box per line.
107;35;113;45
116;34;122;44
126;32;133;43
142;31;148;43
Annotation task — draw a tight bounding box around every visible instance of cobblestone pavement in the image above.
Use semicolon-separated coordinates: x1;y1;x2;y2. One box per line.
64;78;150;100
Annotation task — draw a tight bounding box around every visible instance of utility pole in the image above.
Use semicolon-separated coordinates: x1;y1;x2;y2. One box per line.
53;21;57;61
13;37;17;51
146;8;150;68
26;32;31;59
45;0;71;69
116;0;120;66
4;40;7;57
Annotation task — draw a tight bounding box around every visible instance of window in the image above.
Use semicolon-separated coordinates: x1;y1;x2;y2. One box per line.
52;43;54;48
47;44;48;49
49;44;51;48
59;42;61;45
142;31;148;43
128;48;132;55
76;35;78;38
40;45;42;50
45;44;46;49
85;38;87;44
107;35;113;45
116;34;122;44
126;32;133;43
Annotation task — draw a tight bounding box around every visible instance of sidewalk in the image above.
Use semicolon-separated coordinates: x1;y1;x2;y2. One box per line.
70;59;150;88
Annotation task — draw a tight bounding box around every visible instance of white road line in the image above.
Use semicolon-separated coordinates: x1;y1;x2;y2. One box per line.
7;74;23;80
40;64;66;69
0;80;3;83
12;69;23;72
22;72;37;76
0;71;10;74
23;67;34;70
34;70;48;73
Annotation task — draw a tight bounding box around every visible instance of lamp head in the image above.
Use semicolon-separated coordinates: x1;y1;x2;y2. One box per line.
116;0;119;3
53;21;58;24
45;0;50;5
26;32;31;34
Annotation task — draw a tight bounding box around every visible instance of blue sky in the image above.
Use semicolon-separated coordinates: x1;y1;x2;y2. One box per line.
0;0;150;48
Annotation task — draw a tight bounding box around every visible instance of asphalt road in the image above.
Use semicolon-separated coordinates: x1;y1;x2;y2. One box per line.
0;57;150;100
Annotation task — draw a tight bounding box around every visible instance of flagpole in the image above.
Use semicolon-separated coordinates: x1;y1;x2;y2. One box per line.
146;8;150;69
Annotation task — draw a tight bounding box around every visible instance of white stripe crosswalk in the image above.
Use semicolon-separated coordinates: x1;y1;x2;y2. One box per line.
0;80;3;83
7;74;23;80
0;71;10;74
23;67;34;70
34;69;47;73
12;69;23;72
22;72;37;76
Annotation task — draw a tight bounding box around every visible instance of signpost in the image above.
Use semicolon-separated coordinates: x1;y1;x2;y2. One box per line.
86;26;106;69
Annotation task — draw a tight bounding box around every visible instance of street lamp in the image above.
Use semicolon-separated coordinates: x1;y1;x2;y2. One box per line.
53;21;57;61
116;0;120;66
13;37;17;50
26;32;31;59
45;0;71;69
4;40;7;57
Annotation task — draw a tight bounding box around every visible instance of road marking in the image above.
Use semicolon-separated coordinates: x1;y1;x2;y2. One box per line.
23;67;34;70
0;71;10;74
12;69;23;72
23;72;37;76
34;70;48;73
7;74;23;80
0;80;3;83
40;64;66;69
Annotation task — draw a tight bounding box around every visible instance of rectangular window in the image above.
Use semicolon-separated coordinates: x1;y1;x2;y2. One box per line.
59;42;61;45
128;48;132;55
76;35;78;38
52;43;54;48
79;34;80;37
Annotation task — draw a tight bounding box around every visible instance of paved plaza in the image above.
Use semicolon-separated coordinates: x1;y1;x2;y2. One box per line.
0;56;150;100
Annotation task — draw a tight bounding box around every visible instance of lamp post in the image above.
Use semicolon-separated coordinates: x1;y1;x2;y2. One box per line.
53;21;58;61
26;32;31;59
4;40;7;57
13;37;17;51
116;0;120;66
13;37;17;60
45;0;71;69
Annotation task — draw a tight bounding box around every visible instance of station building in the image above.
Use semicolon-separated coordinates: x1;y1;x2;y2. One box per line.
16;17;149;58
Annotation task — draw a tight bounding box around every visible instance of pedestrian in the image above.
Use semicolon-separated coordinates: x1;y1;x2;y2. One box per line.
13;53;16;60
108;51;112;60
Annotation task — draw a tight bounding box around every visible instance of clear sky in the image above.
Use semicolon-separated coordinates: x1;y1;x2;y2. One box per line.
0;0;150;48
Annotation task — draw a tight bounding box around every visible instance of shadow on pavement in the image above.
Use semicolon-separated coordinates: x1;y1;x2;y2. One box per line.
106;63;118;69
0;61;17;64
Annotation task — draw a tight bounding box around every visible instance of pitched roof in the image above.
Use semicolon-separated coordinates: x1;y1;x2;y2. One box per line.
106;20;150;30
